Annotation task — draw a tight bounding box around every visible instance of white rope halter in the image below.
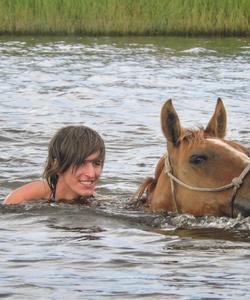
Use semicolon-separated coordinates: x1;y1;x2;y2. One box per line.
164;153;250;216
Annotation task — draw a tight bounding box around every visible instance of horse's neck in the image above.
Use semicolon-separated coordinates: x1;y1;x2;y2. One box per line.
154;155;165;179
225;140;250;157
149;155;174;212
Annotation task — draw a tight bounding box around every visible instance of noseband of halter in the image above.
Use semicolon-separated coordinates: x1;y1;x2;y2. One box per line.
164;154;250;217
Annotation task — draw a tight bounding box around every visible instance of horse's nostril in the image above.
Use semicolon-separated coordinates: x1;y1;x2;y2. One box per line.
235;203;250;217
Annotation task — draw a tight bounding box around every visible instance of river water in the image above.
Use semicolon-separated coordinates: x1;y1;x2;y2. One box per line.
0;36;250;299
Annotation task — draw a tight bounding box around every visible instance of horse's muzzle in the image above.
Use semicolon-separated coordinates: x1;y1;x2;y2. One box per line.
235;198;250;217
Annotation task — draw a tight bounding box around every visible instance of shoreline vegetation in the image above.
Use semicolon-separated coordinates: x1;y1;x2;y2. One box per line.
0;0;249;36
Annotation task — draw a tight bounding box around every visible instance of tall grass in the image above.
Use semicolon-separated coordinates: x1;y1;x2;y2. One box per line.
0;0;249;36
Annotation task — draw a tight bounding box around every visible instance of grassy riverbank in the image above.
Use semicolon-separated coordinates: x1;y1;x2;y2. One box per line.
0;0;249;36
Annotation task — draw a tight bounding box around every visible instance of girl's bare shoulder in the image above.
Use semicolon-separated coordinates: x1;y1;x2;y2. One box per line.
4;180;51;204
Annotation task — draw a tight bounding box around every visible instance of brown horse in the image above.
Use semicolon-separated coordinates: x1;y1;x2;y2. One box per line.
134;98;250;217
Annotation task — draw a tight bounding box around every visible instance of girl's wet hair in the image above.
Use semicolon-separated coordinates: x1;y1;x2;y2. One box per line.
43;125;105;199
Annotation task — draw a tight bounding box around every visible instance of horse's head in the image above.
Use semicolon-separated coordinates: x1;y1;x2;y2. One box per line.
148;98;250;217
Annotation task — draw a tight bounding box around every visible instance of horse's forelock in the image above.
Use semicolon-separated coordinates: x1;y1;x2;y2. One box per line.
180;127;206;145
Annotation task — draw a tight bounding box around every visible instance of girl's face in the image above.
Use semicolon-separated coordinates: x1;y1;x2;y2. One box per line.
57;151;103;200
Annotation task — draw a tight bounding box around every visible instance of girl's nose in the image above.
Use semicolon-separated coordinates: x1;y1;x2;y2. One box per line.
83;162;96;177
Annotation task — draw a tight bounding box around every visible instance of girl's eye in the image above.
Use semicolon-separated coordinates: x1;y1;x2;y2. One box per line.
93;160;103;166
189;154;208;165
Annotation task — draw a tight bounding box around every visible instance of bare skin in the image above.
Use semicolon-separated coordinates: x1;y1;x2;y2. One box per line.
4;151;103;205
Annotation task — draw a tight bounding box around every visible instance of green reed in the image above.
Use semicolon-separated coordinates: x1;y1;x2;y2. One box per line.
0;0;249;36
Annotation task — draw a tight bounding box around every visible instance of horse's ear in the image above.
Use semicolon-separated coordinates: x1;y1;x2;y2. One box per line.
161;99;182;146
205;97;227;138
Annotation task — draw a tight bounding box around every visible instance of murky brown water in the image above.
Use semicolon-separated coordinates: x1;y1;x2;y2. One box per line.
0;36;250;299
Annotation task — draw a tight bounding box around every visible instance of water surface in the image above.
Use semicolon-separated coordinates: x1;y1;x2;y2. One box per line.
0;36;250;299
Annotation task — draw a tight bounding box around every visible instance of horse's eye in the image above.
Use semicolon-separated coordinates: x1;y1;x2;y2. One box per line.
189;154;208;165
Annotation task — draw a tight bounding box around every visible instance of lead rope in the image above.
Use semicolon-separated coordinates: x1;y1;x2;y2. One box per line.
164;153;250;216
